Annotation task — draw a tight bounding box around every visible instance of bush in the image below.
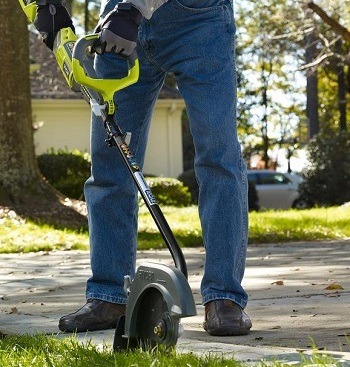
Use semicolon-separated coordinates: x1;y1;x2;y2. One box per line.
144;177;192;207
178;169;198;204
178;169;260;211
37;149;91;199
300;130;350;206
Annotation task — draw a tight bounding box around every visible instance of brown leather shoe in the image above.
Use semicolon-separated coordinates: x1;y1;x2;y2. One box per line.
203;299;252;336
59;299;126;332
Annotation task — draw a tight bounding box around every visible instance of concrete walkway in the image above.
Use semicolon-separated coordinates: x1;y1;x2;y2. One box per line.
0;240;350;364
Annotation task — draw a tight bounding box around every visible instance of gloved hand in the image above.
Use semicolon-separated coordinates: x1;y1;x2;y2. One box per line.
95;3;143;57
34;3;75;50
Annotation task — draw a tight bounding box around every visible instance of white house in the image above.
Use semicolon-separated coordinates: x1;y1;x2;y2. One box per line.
30;33;185;178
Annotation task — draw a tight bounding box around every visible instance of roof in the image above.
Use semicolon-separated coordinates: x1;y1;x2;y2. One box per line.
29;32;181;100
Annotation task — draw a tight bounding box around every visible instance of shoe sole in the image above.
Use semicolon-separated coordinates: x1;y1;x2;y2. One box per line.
59;320;118;333
203;322;251;336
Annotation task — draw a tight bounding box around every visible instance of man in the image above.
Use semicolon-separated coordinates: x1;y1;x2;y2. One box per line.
33;0;252;336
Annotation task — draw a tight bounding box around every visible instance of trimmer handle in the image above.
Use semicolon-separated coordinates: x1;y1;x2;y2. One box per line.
72;34;140;115
18;0;36;23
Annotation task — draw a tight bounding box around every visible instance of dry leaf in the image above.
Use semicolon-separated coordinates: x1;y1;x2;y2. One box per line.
325;282;344;290
271;280;284;286
10;307;19;314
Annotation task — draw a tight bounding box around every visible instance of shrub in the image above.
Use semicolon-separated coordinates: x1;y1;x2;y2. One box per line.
300;130;350;206
178;169;260;211
144;177;192;207
178;169;198;204
37;149;91;199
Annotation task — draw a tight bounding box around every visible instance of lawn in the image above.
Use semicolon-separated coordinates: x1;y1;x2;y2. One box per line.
0;334;339;367
0;205;349;253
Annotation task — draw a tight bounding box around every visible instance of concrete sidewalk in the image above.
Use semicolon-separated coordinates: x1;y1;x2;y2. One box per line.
0;240;350;364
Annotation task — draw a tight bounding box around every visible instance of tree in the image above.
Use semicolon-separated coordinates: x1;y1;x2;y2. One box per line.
73;0;101;33
0;0;86;228
236;0;305;169
300;129;350;206
0;2;40;199
305;1;350;132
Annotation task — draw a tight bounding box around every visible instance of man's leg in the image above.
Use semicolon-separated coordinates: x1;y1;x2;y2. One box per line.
148;0;251;335
59;43;167;332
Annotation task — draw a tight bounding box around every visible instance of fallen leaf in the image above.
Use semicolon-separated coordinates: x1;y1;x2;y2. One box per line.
271;280;284;286
325;282;344;290
10;307;19;314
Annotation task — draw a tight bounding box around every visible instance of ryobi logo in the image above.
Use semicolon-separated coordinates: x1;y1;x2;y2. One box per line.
138;270;155;282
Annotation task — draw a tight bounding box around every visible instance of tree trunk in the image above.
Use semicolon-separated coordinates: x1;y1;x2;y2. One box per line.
0;2;41;198
305;31;320;138
335;39;347;131
0;0;87;229
85;0;90;33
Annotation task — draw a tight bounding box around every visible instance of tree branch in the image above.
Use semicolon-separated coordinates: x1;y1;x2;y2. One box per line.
308;1;350;42
299;52;334;70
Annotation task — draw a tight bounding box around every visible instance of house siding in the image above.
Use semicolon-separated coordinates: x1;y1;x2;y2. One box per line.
32;99;185;178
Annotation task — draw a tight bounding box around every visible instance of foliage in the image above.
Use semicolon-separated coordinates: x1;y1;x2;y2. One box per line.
37;149;91;200
72;0;101;33
37;150;192;205
235;0;305;168
177;169;198;204
300;130;350;206
145;177;192;207
303;0;350;133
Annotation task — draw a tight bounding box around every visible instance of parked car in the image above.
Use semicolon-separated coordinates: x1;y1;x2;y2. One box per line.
247;170;308;210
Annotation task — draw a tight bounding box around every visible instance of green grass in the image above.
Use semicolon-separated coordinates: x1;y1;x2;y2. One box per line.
0;206;349;253
0;219;89;253
248;206;350;243
0;334;339;367
0;334;244;367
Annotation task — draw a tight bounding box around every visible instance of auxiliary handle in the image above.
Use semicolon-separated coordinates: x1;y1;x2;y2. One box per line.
72;34;140;115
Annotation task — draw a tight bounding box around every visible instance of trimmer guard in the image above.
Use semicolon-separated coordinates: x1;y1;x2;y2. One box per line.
122;262;196;347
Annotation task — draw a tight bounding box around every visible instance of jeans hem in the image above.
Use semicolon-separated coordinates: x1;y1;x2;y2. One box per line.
86;292;127;305
202;294;247;309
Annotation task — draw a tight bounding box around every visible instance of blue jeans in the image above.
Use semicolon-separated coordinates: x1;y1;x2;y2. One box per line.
85;0;249;308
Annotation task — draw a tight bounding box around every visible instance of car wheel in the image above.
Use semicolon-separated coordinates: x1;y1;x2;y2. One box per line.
292;197;309;210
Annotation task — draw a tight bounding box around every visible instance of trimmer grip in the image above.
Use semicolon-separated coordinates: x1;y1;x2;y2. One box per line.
72;34;139;115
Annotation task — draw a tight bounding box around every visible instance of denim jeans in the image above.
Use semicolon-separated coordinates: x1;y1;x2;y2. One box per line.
85;0;249;308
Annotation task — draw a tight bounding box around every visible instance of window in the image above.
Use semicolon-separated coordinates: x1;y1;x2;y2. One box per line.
259;172;291;185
